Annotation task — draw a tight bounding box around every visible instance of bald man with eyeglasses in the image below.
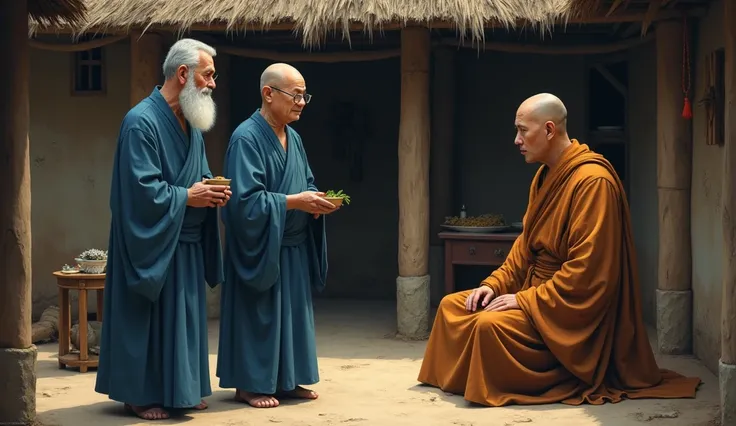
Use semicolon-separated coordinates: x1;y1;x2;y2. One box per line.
216;63;336;408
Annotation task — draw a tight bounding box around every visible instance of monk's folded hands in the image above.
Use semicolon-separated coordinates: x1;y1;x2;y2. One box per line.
485;293;520;312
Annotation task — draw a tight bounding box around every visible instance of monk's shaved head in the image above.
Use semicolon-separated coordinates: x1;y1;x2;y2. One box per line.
517;93;568;134
260;63;303;91
514;93;572;166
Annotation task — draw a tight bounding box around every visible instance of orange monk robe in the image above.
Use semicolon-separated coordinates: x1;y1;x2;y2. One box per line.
417;140;701;407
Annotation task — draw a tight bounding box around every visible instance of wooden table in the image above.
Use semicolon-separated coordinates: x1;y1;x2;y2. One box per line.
439;231;521;294
53;271;106;372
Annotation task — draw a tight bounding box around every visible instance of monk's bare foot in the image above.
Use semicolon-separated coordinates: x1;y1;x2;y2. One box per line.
124;403;170;420
235;390;279;408
190;399;208;410
280;385;319;400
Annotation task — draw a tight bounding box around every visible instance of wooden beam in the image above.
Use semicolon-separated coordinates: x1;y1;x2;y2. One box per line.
398;26;430;278
655;19;692;355
216;45;400;63
593;64;628;98
29;32;655;63
438;34;653;55
29;34;127;51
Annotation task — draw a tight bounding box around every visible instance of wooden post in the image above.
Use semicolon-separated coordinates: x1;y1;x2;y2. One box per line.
204;53;230;319
396;26;431;339
130;31;163;106
429;47;455;305
0;0;37;424
655;20;693;355
721;1;736;423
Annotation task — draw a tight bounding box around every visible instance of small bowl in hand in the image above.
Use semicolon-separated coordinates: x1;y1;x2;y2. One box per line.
323;197;344;208
204;178;231;186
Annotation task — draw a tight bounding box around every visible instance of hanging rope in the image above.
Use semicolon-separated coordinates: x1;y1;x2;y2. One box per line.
681;14;692;119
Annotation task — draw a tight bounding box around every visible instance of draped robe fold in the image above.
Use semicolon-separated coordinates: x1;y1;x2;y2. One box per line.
417;140;701;406
216;110;328;394
95;87;224;408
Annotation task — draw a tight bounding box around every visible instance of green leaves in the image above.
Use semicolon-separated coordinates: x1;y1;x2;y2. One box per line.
324;189;351;205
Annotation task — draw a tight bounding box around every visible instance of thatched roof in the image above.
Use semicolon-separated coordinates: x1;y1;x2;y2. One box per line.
31;0;577;46
29;0;86;27
28;0;710;46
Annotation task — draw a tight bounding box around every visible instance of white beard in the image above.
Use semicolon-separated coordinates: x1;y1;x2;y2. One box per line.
179;75;217;132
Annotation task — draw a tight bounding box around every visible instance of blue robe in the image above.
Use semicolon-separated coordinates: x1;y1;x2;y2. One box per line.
216;110;328;394
95;87;223;408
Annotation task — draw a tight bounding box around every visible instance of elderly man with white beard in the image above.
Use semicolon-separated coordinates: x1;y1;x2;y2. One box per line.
94;38;231;421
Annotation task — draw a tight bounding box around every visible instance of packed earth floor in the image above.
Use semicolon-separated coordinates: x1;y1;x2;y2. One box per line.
36;300;720;426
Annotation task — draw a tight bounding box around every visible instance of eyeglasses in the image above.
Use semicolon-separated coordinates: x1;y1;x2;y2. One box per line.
269;86;312;104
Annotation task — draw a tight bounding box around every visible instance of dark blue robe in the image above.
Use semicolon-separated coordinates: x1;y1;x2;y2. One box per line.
95;87;223;408
216;110;328;394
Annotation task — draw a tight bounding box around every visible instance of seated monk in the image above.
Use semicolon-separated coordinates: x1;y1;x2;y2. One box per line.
417;93;702;407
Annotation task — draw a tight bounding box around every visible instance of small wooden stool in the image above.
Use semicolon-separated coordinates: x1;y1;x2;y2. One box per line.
53;271;106;373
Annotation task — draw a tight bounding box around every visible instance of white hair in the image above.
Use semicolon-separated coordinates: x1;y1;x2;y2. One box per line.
162;38;217;80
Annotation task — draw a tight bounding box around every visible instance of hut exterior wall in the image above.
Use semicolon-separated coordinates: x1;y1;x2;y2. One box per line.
690;0;726;375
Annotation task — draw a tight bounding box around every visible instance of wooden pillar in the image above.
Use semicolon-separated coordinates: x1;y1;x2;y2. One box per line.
655;20;693;355
396;26;431;339
721;1;736;423
204;53;231;319
0;0;37;424
130;31;163;106
429;47;455;305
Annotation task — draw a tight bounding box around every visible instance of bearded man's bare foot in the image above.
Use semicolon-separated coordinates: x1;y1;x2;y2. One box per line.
235;390;279;408
124;403;170;420
190;399;208;410
279;385;319;400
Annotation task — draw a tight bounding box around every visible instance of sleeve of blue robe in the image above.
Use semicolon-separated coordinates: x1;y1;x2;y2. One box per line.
299;139;328;293
199;147;224;288
114;128;189;302
224;136;287;292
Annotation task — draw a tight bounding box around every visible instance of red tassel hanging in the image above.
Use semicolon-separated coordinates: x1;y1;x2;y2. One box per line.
682;96;693;119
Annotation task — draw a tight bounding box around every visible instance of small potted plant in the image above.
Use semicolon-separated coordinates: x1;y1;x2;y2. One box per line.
75;248;108;274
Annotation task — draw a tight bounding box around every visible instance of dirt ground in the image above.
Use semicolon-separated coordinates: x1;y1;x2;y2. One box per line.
36;300;720;426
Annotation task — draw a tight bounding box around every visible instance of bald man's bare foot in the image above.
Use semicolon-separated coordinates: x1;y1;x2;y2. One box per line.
279;386;319;400
124;403;170;420
235;390;279;408
190;399;208;410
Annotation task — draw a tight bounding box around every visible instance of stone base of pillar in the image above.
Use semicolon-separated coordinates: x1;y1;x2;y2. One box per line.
0;346;37;425
206;285;221;319
721;360;736;425
656;289;692;354
396;275;430;340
